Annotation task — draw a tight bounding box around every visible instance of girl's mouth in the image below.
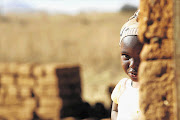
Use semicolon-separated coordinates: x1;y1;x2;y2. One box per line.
128;72;137;78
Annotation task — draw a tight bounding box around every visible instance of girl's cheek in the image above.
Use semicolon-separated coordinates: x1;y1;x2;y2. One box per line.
121;60;129;71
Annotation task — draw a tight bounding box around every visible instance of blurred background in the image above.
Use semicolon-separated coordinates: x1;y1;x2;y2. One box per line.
0;0;139;119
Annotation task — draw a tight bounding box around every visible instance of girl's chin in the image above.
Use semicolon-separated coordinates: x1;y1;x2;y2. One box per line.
132;79;138;82
129;76;138;82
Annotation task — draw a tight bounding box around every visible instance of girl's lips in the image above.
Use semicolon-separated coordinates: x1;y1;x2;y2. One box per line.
128;72;137;78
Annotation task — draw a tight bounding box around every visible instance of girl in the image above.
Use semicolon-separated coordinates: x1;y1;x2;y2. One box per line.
111;10;143;120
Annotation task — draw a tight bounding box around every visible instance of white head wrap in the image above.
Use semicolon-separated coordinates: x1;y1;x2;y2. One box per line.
119;10;140;46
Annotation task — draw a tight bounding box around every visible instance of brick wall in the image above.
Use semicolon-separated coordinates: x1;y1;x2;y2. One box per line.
138;0;176;119
0;63;82;120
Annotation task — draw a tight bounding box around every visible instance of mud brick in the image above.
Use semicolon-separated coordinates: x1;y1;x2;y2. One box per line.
33;65;44;77
36;107;60;119
140;39;173;60
6;85;18;96
0;86;6;96
139;60;175;120
0;75;15;85
39;97;62;108
0;95;4;105
51;118;61;120
41;118;60;120
0;106;34;120
0;107;9;119
0;106;20;119
17;63;33;76
33;85;59;97
43;64;60;75
4;96;20;105
101;118;111;120
139;60;174;84
18;86;33;98
139;0;173;43
37;76;58;86
0;63;8;74
7;63;19;74
16;107;34;120
62;117;78;120
33;64;59;77
17;76;35;87
22;98;37;109
0;63;18;74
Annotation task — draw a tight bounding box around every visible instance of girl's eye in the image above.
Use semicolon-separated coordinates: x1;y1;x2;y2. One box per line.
121;54;130;60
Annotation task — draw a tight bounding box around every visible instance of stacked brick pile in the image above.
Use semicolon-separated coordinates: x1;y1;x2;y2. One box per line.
138;0;175;120
33;64;63;120
0;63;37;120
0;63;82;120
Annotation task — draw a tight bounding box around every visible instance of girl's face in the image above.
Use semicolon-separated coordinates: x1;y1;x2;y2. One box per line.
120;36;143;82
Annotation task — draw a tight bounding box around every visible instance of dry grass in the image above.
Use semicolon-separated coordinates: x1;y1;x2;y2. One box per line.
0;11;135;108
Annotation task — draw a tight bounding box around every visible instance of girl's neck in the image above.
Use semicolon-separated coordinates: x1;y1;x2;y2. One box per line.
132;81;140;88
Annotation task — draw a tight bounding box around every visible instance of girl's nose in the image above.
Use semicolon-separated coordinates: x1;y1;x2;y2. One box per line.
129;58;136;68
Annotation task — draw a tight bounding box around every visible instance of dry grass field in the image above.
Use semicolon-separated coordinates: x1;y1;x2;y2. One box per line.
0;11;135;108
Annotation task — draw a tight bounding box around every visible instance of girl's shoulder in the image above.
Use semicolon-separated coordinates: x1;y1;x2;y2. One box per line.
111;78;130;104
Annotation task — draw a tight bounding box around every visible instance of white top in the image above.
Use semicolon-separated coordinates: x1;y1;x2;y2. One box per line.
111;78;140;120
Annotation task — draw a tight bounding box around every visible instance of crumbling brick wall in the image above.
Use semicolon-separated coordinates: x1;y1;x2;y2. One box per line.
138;0;176;120
0;63;82;120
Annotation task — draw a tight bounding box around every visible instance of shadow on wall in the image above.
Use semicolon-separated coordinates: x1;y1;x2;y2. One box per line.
32;101;111;120
56;65;111;119
61;102;110;119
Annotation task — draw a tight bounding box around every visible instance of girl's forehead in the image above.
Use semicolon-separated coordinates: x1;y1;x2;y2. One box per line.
122;36;138;46
121;36;143;52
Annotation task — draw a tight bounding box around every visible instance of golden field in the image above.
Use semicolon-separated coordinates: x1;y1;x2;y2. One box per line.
0;11;135;108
